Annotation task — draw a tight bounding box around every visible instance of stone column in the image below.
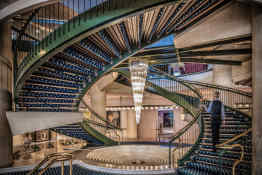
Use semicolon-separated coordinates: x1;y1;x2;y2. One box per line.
252;5;262;175
89;85;106;119
212;65;233;86
0;21;13;61
0;21;13;91
0;89;13;168
127;110;137;140
120;110;128;139
89;72;118;119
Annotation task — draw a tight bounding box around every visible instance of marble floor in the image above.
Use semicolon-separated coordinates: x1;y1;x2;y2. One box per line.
75;145;171;170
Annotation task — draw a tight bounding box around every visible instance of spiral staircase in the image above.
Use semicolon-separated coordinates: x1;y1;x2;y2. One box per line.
5;0;253;174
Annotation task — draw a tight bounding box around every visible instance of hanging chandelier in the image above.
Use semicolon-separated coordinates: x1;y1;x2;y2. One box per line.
129;59;148;124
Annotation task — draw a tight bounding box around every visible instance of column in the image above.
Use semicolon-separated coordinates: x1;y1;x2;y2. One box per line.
127;110;137;140
252;5;262;175
212;65;233;86
0;21;13;91
89;85;106;118
0;89;13;167
0;21;13;61
89;72;118;119
120;110;128;139
0;21;13;168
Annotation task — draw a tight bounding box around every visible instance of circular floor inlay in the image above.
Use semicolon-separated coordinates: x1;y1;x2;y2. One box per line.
85;145;170;170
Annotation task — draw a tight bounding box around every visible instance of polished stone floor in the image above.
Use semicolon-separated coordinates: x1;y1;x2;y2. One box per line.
87;145;168;165
80;145;170;170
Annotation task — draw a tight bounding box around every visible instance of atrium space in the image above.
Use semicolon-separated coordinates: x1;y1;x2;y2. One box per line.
0;0;260;175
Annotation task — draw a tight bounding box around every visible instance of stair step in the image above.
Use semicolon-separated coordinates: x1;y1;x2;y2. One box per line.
192;156;251;169
204;129;248;134
177;167;219;175
199;144;252;153
185;162;233;175
205;126;250;129
197;151;252;162
199;147;252;156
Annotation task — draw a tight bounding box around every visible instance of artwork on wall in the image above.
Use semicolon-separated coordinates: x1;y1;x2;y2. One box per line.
106;111;121;128
158;110;174;129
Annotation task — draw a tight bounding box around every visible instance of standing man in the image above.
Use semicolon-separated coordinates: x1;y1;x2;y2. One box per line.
205;91;225;152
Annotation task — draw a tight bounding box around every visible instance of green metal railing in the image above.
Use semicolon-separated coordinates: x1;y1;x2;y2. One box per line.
217;128;252;175
148;68;252;169
169;109;203;168
81;100;123;145
153;68;252;116
27;152;73;175
115;68;204;168
15;0;181;90
140;76;204;168
116;68;202;117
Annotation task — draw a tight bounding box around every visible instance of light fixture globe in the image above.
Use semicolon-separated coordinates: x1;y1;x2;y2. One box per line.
129;59;148;124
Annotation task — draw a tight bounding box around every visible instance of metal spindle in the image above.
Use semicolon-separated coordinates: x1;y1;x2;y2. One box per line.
78;0;80;25
58;1;61;37
73;0;75;27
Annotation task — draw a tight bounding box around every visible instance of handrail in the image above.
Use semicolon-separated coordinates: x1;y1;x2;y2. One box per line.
81;99;121;130
115;68;204;168
116;69;200;117
81;99;122;144
169;108;203;168
183;79;252;97
216;128;252;148
27;152;73;175
152;68;252;119
81;120;118;145
147;68;252;171
215;123;251;175
84;119;117;130
147;81;199;117
218;144;244;175
117;68;252;171
216;128;251;175
169;110;202;143
149;67;202;99
151;67;251;97
15;0;182;89
149;66;202;99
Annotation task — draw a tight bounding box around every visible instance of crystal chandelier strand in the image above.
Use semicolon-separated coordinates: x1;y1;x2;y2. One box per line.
129;59;148;124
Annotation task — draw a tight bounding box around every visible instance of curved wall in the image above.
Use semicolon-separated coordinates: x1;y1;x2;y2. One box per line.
0;89;12;168
0;0;54;20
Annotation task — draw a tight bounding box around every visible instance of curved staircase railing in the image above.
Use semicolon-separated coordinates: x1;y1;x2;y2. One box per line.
217;128;252;175
81;100;123;145
152;67;252;116
150;68;252;174
13;0;232;113
52;68;205;147
145;79;205;169
116;69;202;117
27;152;73;175
115;69;204;168
15;0;186;89
149;67;202;98
169;109;203;168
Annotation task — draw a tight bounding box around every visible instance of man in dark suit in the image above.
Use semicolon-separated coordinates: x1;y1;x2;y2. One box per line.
204;91;225;152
